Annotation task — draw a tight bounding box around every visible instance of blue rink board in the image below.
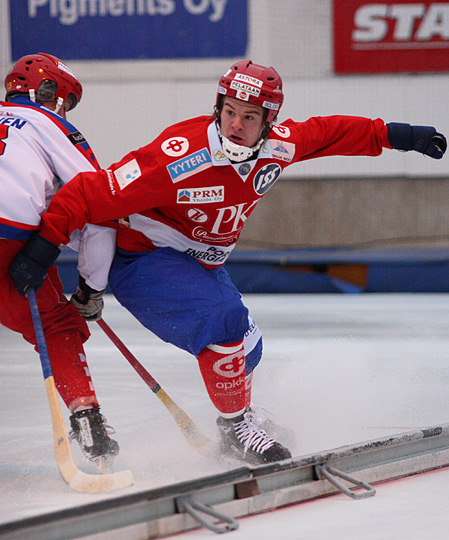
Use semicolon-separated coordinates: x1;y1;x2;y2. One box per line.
55;247;449;294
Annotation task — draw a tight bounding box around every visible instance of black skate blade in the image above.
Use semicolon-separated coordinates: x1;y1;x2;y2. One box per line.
213;441;256;466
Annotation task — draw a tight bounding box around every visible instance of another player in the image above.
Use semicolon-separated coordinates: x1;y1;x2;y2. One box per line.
9;60;446;464
0;53;119;471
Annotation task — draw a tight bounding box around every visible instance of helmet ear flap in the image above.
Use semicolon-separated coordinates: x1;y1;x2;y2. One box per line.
35;80;58;103
66;93;78;111
261;121;273;140
214;95;224;123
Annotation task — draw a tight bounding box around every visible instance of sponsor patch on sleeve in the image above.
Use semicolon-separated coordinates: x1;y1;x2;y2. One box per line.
67;131;86;146
167;148;212;183
269;140;296;162
113;159;142;190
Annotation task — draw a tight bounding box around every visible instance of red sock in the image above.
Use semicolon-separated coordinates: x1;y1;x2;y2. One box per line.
44;330;98;411
197;341;245;417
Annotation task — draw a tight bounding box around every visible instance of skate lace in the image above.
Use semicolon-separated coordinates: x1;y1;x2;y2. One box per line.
103;423;116;436
234;412;275;454
69;416;116;442
247;405;275;427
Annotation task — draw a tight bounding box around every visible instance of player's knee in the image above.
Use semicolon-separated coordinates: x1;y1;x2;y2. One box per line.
217;300;249;343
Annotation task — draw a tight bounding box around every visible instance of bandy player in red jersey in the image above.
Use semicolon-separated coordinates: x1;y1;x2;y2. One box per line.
10;60;446;464
0;53;120;472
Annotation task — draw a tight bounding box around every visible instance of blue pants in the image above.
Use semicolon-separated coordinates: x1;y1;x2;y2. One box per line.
109;247;262;373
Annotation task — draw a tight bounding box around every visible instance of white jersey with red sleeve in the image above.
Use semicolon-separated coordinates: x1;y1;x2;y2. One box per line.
38;114;392;269
0;96;116;290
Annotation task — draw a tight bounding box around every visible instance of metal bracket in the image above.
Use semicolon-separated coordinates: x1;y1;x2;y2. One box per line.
176;496;239;534
315;464;376;500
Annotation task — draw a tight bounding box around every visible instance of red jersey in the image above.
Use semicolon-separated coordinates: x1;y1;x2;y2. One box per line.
39;115;391;268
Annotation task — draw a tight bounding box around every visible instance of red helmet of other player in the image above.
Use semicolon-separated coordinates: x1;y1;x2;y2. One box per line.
4;52;82;112
215;60;284;124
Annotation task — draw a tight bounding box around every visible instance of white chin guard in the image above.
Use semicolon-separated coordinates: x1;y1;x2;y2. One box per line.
221;135;264;162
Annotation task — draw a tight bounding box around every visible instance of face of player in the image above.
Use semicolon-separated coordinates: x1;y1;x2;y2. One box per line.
220;97;265;148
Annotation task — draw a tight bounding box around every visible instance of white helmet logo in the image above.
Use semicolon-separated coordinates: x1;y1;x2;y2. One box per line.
236;90;249;101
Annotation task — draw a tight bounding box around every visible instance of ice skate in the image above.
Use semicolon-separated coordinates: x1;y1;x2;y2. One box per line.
246;404;297;449
217;411;292;465
69;406;119;474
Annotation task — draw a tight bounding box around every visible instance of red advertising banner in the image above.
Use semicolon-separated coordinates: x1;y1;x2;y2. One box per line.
334;0;449;73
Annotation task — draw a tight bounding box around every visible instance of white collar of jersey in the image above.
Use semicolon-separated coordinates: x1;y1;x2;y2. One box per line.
208;121;272;166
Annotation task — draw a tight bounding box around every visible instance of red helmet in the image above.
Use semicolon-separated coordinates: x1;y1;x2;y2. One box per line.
216;60;284;124
4;52;82;111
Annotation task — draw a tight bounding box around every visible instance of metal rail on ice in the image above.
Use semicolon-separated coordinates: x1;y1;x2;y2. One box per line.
2;422;449;540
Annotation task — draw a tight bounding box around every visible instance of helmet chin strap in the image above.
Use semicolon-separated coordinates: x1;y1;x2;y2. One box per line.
54;97;64;115
30;90;65;117
217;123;265;163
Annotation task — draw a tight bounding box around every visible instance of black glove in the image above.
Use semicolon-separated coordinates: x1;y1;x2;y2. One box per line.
9;234;61;296
71;276;105;321
387;123;447;159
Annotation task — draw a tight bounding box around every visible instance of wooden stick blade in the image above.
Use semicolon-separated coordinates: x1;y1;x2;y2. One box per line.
45;376;134;493
68;468;134;494
28;291;134;492
156;387;219;457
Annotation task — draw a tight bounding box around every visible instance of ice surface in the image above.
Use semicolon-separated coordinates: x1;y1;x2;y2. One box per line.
1;293;449;538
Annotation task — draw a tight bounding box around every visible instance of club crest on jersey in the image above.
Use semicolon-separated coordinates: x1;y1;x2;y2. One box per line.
238;163;251;176
253;163;282;195
113;159;142;190
167;148;212;184
270;140;295;162
177;186;224;204
161;136;189;157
